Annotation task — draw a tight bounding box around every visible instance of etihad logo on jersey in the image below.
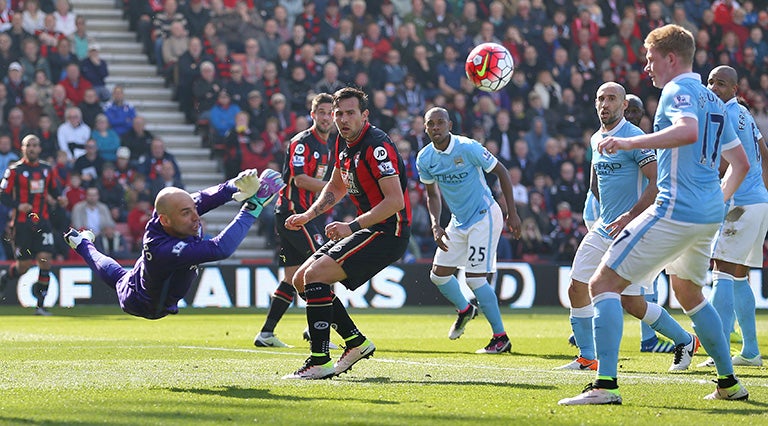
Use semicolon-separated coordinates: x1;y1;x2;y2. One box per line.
594;162;622;175
435;171;469;183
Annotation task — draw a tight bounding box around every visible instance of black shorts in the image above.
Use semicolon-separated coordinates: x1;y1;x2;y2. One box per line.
14;220;54;260
276;211;328;267
313;227;409;290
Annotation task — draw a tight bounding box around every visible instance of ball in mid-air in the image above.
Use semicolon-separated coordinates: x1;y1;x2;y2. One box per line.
465;42;515;92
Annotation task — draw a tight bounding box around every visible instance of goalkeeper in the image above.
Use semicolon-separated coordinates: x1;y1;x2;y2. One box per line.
64;169;283;320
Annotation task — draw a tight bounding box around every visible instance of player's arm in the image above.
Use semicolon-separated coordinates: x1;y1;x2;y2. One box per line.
490;161;521;238
285;167;346;230
598;117;698;153
192;180;239;215
589;165;599;202
605;159;658;238
0;167;17;210
424;181;449;252
759;137;768;190
721;142;750;202
293;174;327;193
353;175;404;229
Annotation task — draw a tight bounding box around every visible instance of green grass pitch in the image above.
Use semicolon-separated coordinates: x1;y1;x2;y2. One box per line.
1;306;768;425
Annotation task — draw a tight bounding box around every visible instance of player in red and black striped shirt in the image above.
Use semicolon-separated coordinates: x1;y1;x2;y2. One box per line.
254;93;336;348
283;87;411;379
0;135;65;315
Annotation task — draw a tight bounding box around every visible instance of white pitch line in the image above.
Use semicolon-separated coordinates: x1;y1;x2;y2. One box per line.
178;345;768;387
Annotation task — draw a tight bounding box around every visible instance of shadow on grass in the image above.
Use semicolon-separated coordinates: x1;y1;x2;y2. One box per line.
342;376;557;390
645;398;768;412
168;386;399;405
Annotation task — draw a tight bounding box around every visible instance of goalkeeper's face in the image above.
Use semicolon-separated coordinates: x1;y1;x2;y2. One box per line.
158;191;200;239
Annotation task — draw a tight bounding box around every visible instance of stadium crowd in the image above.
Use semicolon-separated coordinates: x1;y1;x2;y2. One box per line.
1;0;768;264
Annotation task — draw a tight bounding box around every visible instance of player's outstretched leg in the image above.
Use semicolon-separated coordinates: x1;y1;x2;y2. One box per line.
330;295;375;375
65;228;126;290
255;281;295;348
467;276;510;354
732;276;762;366
430;272;475;339
640;280;674;353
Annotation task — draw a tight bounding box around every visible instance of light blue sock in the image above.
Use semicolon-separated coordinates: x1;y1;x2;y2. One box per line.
570;305;595;360
733;277;759;358
472;283;505;334
641;282;659;342
709;271;734;348
644;303;691;345
431;274;470;311
689;301;733;377
593;293;623;378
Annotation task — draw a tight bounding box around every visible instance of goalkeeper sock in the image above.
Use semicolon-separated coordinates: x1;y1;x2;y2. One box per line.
262;281;296;333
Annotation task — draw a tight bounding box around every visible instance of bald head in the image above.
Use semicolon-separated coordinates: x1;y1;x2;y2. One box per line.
707;66;738;103
710;66;738;86
155;187;191;215
624;94;644;127
425;107;449;122
597;82;626;99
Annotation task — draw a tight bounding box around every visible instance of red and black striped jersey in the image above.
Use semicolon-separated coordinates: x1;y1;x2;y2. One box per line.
0;159;59;224
275;128;334;215
336;123;411;237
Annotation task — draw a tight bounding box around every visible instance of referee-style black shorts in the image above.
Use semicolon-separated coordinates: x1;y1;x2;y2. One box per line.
275;211;328;267
313;227;409;290
14;220;55;260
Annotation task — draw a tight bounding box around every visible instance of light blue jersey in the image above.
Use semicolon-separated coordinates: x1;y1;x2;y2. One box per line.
652;73;740;224
416;134;498;229
725;98;768;206
583;190;600;226
591;118;657;239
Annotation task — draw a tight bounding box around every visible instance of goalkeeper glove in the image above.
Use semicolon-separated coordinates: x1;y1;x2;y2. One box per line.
232;169;261;202
241;169;284;218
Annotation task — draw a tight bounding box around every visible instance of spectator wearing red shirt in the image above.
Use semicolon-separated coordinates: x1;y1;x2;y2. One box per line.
359;22;392;62
35;14;66;58
126;192;152;251
63;173;86;212
59;62;92;105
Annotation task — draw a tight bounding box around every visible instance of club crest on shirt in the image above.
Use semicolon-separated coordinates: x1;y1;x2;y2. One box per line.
313;233;324;246
454;156;464;166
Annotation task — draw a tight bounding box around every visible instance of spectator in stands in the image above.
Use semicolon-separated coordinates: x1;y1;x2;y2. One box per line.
533;137;564;184
555;88;587;140
36;13;66;59
78;88;102;128
257;18;281;62
1;107;32;152
91;114;120;162
71;15;89;60
29;69;53;110
244;89;267;132
0;133;19;174
57;106;90;161
17;86;41;129
0;34;15;81
139;138;181;182
71;186;115;236
52;149;71;189
176;37;209;122
259;116;285;156
97;162;126;222
181;0;210;39
354;45;385;90
150;0;187;68
126;191;152;250
326;40;355;84
285;65;312;114
5;61;26;105
0;0;11;34
549;203;583;262
160;21;188;80
80;44;109;102
59;62;92;105
238;37;266;85
21;0;45;35
8;15;31;61
209;90;240;140
63;172;85;211
42;83;69;129
47;38;73;83
36;113;57;160
222;111;255;177
73;138;103;186
239;135;275;177
19;38;49;84
273;42;294;79
549;159;586;216
519;216;549;260
267;92;295;135
113;146;135;188
120;115;154;164
192;61;221;122
103;86;135;136
211;42;233;81
94;225;131;259
53;0;76;37
313;62;344;96
225;63;255;109
149;159;184;200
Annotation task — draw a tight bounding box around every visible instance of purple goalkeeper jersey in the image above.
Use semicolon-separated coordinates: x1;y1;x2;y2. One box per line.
116;181;255;319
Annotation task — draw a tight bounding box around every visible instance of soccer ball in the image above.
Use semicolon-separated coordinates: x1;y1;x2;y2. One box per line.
465;42;514;92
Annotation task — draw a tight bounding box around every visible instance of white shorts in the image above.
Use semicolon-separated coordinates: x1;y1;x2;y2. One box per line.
570;230;650;296
602;212;720;288
712;202;768;268
434;202;503;274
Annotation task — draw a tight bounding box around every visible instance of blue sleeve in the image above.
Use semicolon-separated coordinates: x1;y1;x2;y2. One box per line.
193;180;238;216
416;150;433;183
470;142;498;172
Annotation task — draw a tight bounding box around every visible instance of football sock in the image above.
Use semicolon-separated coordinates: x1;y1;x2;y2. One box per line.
733;277;759;358
640;283;659;342
643;302;690;345
261;281;296;333
595;376;619;391
305;282;332;361
332;295;365;347
717;374;739;389
593;293;623;379
710;271;735;348
77;239;126;289
688;300;733;377
570;305;595;360
470;281;504;334
430;273;470;311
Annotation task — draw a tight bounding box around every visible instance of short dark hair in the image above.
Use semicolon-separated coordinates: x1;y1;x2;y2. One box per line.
312;93;334;112
333;87;368;112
